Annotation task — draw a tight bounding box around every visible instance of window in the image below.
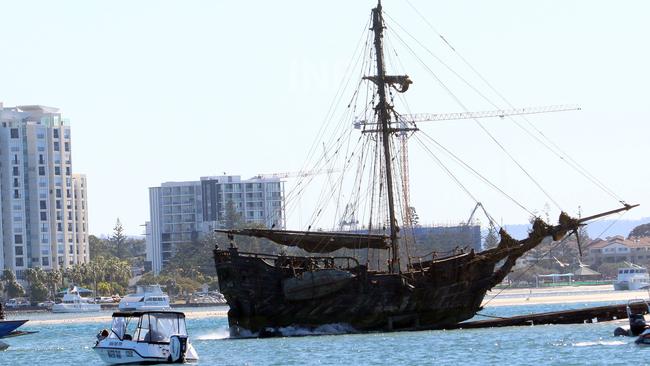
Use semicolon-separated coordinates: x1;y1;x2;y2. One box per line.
56;189;61;198
54;141;60;151
39;154;44;164
13;178;19;187
39;166;45;176
14;234;23;244
57;223;62;232
42;257;49;266
53;129;59;138
65;166;70;175
14;190;19;199
15;258;24;267
15;246;23;256
10;128;19;138
64;142;69;152
40;212;47;220
12;167;19;176
55;166;60;175
40;200;47;209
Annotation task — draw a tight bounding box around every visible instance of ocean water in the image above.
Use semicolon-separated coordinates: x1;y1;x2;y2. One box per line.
0;303;645;366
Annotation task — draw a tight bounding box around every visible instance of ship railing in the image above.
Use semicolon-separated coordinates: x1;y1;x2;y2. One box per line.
234;250;360;270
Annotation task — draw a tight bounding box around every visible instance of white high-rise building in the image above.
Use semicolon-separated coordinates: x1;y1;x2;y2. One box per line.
146;175;284;274
0;104;89;279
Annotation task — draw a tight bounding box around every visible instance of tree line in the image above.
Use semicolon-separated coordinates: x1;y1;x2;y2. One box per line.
0;255;132;303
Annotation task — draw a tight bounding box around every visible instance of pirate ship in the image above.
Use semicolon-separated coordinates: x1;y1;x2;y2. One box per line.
213;1;635;336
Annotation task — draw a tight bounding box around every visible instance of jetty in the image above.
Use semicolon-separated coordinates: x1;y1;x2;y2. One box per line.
446;301;650;330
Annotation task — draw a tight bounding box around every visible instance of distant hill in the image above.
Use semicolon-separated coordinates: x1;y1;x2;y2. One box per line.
502;217;650;240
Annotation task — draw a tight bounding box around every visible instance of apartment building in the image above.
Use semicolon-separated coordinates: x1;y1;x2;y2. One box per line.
585;235;650;265
0;104;89;278
146;175;284;274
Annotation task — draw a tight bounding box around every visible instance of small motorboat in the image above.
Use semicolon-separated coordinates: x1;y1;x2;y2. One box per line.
94;311;198;364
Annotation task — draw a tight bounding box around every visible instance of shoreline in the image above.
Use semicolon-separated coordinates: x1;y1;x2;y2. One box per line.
9;306;228;326
9;285;650;325
482;284;650;307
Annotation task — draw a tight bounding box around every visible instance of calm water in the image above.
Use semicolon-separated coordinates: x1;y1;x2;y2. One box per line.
0;303;645;365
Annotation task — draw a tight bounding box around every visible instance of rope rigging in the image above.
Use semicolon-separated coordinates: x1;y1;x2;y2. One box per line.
397;1;625;205
273;3;632;263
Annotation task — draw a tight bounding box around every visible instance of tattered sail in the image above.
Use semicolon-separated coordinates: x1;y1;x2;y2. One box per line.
215;229;389;253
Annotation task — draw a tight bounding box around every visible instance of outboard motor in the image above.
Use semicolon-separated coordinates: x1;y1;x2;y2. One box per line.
169;335;188;363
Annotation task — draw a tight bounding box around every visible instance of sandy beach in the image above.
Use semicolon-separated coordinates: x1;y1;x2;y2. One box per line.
482;284;650;307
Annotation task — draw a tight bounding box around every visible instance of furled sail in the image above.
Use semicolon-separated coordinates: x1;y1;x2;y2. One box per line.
215;229;390;253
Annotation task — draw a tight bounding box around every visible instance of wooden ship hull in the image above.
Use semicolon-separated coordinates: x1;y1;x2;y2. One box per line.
213;215;605;336
215;248;488;335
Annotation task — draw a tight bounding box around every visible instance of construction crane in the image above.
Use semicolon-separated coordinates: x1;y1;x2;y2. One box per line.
252;168;338;180
353;104;581;129
354;104;581;229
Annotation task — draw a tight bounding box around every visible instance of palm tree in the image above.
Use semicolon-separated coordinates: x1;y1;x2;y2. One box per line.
86;261;103;295
46;270;62;299
24;268;36;289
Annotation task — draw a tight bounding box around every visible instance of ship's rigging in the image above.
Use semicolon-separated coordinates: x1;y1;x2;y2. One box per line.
275;1;630;267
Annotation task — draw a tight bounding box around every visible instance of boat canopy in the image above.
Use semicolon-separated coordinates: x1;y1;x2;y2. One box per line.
110;311;187;343
216;229;390;253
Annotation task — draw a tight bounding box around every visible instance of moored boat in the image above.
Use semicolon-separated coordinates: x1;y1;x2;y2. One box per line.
119;285;171;312
613;264;650;291
52;286;101;313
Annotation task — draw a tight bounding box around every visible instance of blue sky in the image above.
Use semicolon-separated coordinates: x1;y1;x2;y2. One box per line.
1;0;648;235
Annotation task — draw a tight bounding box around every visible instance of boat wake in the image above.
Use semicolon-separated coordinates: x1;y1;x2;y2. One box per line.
573;340;627;347
229;323;358;339
195;328;231;340
276;323;357;337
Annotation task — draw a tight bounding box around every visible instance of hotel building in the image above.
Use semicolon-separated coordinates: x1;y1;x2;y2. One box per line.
0;104;89;278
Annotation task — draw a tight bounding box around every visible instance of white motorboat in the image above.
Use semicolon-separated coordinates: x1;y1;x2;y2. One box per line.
52;287;102;313
94;311;199;364
613;264;650;291
119;285;171;311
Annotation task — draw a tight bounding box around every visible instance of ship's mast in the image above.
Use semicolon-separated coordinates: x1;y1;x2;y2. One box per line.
371;1;400;273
